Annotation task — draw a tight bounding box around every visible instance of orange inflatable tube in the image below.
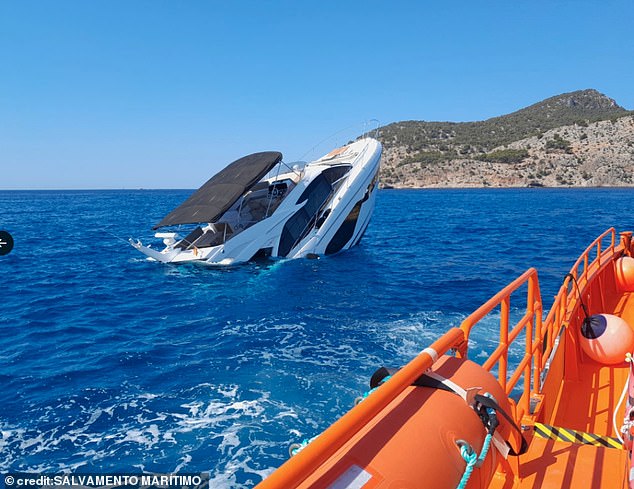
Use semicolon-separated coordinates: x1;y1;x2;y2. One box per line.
258;353;521;489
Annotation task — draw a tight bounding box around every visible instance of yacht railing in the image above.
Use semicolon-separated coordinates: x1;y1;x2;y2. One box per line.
362;118;380;140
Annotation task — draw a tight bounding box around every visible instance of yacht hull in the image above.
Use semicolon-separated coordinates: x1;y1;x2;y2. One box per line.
132;138;382;265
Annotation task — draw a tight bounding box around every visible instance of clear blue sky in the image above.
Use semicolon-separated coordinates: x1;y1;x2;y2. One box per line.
1;0;633;189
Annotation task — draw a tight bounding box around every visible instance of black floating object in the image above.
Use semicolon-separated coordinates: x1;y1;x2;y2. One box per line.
581;314;608;339
0;230;13;256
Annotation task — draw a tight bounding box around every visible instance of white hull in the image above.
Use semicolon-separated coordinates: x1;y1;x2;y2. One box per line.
131;138;382;265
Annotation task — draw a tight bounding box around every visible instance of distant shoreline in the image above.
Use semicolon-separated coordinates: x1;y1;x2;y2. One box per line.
380;185;634;190
3;185;634;192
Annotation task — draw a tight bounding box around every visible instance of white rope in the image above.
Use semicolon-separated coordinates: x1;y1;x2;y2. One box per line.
614;352;633;444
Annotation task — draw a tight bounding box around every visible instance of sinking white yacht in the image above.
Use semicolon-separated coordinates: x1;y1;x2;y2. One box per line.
130;137;382;265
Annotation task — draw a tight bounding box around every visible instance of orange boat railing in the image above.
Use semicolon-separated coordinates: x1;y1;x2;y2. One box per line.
458;268;542;420
257;229;625;489
458;228;620;421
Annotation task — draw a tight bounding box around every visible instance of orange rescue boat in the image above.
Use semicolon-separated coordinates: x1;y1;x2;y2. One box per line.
256;228;634;489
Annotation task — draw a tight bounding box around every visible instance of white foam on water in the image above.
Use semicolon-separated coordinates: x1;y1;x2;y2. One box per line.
218;384;239;398
19;432;47;451
2;308;498;482
173;454;192;473
0;383;275;472
216;430;241;455
173;396;266;431
208;453;276;489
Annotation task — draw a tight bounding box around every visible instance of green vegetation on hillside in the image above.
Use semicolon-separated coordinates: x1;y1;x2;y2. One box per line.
400;150;452;166
376;90;632;161
545;134;573;153
475;148;529;164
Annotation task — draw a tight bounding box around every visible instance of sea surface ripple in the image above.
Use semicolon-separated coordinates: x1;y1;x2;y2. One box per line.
2;188;634;486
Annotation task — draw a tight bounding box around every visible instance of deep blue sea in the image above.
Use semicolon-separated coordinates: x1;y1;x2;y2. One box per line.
2;188;634;486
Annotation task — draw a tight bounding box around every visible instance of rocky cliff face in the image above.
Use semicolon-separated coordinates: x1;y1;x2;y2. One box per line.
378;90;634;188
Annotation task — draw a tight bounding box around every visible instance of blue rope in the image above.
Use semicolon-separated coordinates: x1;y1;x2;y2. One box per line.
290;435;319;456
478;433;493;465
477;403;497;466
457;444;478;489
456;404;496;488
359;375;392;402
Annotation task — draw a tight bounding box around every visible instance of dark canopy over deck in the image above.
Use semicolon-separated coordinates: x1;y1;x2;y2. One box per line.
154;151;283;229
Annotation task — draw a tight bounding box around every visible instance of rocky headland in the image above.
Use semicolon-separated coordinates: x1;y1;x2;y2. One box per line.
377;89;634;188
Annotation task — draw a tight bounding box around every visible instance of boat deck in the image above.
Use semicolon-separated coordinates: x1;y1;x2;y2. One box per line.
506;363;630;488
552;360;628;436
554;291;634;437
257;232;634;489
514;436;628;488
488;363;630;489
489;292;634;488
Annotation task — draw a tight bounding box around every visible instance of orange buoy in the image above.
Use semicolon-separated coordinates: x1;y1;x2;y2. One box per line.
615;256;634;292
580;314;634;365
